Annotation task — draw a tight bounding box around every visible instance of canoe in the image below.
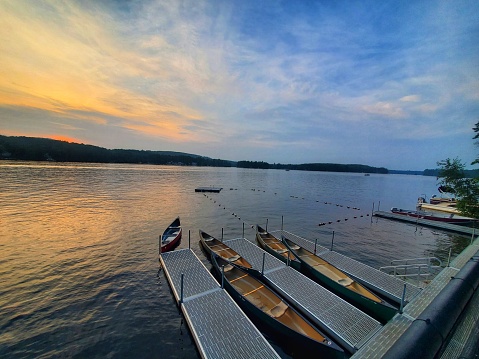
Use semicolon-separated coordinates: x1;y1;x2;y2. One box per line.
199;230;253;269
211;254;345;358
281;234;397;323
255;225;302;271
160;217;182;253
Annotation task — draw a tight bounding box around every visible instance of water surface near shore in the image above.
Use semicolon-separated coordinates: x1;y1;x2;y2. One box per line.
0;162;469;358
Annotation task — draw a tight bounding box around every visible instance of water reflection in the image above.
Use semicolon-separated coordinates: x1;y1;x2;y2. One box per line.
0;162;471;358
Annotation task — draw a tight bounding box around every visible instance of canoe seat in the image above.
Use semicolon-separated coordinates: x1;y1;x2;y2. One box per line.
338;278;354;286
290;244;300;250
223;264;234;272
267;301;288;318
204;237;214;242
228;255;240;262
276;249;288;254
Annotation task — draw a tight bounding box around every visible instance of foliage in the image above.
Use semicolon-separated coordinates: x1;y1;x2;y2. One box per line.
0;135;233;167
436;121;479;218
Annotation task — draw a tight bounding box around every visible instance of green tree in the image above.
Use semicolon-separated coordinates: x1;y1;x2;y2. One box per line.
437;121;479;218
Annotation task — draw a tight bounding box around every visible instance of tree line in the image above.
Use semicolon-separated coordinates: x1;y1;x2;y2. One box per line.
0;135;233;167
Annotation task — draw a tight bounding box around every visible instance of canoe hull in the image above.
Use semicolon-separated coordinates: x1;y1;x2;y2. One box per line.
255;227;301;271
300;255;396;323
160;217;182;253
281;236;397;323
211;255;345;358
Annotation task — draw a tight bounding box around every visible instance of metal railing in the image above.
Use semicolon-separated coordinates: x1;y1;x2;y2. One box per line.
379;257;443;286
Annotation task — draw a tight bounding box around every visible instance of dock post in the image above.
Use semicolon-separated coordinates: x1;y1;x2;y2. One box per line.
188;230;191;249
221;265;225;289
399;283;407;314
287;250;290;267
371;202;374;223
159;235;161;255
472;226;475;245
331;231;335;251
266;218;268;232
281;216;284;231
242;222;245;239
378;200;381;212
221;228;224;242
314;238;318;255
447;247;452;267
180;273;184;304
261;253;265;275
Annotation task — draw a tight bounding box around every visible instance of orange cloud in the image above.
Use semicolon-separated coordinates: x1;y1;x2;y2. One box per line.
0;1;207;143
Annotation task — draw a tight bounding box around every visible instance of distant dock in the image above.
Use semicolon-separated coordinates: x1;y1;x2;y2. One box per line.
374;210;476;236
195;187;222;193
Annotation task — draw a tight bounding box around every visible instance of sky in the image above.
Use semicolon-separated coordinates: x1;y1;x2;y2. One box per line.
1;0;478;170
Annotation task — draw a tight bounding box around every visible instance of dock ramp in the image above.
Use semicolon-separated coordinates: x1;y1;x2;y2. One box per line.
160;249;280;359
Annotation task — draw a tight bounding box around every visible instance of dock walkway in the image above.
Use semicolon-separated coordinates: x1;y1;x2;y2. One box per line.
160;249;280;359
276;230;422;305
225;238;382;354
374;210;476;236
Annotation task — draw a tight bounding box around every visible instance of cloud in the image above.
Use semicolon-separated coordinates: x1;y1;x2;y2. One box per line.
0;0;477;169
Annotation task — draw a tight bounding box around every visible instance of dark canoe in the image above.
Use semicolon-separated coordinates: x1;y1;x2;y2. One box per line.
160;217;182;253
211;255;345;358
282;235;397;323
255;225;302;271
199;230;254;270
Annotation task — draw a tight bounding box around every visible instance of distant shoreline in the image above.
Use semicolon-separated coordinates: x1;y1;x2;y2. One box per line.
3;134;476;177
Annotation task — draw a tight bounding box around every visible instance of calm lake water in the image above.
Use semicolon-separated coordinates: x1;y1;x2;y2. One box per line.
0;162;470;358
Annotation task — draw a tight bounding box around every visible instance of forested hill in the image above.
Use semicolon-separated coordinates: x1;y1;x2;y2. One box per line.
0;135;443;175
0;135;233;167
237;160;388;173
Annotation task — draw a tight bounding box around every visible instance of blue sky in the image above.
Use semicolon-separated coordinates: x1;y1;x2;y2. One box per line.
0;0;478;169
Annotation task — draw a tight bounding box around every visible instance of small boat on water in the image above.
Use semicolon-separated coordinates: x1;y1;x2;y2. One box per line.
257;225;397;323
255;225;302;271
391;207;475;225
199;230;253;269
160;217;182;253
211;254;345;358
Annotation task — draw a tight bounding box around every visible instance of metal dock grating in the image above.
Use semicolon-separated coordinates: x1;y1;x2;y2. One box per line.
351;315;412;358
439;287;479;358
224;238;284;273
160;249;280;359
225;237;382;353
183;289;280;359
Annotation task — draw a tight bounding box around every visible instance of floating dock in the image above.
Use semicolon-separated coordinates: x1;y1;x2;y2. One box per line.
160;249;280;359
278;230;422;305
224;237;382;354
352;236;479;358
374;210;476;236
195;187;223;193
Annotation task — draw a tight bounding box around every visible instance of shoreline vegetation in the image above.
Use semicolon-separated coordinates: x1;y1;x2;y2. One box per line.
1;135;476;177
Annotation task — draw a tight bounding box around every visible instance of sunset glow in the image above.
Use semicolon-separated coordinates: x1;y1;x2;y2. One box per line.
1;0;478;169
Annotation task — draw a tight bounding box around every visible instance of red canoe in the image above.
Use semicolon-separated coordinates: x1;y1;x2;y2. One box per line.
160;217;182;253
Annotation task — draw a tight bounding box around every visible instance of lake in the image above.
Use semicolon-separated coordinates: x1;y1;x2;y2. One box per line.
0;162;470;358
